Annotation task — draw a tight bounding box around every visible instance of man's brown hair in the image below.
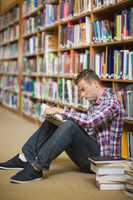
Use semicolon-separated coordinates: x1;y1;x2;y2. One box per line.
75;69;102;85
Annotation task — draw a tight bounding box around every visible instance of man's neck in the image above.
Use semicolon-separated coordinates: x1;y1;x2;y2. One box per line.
96;86;105;102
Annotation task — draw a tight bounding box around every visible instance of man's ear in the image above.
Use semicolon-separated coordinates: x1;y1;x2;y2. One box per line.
92;80;99;88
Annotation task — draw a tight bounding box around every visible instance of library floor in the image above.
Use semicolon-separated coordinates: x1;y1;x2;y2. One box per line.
0;107;130;200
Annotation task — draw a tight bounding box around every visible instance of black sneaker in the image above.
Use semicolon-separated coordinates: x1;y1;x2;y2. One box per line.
0;154;27;170
10;164;42;184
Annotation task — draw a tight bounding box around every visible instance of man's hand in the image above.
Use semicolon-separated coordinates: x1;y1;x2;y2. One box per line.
44;107;64;116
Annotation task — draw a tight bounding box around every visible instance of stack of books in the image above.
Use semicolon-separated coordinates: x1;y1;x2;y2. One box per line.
124;159;133;198
88;156;127;190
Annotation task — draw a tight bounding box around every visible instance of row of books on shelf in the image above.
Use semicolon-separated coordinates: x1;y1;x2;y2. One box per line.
23;50;89;75
22;77;89;108
0;90;18;109
22;76;133;117
0;24;19;45
59;50;89;74
22;97;42;120
0;5;19;31
60;17;91;48
0;61;19;74
22;0;91;20
0;43;18;59
24;33;58;55
0;48;133;81
22;97;89;122
1;2;133;45
93;0;127;8
45;3;58;25
94;49;133;80
0;76;19;93
122;85;133;120
23;55;58;74
23;48;133;81
23;13;44;35
23;77;58;101
22;0;43;16
60;0;91;19
93;7;133;42
23;4;58;35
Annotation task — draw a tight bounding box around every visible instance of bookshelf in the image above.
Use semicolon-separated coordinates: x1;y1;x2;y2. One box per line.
0;2;20;111
0;0;133;156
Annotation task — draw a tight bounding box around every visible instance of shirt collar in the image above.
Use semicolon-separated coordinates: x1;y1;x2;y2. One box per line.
95;88;109;105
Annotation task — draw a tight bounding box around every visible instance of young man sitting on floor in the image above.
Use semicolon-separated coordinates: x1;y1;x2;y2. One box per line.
0;69;124;183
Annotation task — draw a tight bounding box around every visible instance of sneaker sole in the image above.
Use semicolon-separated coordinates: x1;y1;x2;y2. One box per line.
10;177;42;184
0;167;24;170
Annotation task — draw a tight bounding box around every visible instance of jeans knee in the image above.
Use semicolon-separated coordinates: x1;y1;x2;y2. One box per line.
62;120;76;129
59;120;80;135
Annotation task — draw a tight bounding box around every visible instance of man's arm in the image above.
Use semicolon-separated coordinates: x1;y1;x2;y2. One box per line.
62;100;122;129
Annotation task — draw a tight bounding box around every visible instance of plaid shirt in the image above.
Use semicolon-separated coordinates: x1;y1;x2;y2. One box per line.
63;88;124;157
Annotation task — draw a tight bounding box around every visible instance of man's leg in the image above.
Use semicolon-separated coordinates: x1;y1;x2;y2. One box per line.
22;120;57;163
65;130;100;173
31;120;100;172
0;120;57;170
10;120;100;183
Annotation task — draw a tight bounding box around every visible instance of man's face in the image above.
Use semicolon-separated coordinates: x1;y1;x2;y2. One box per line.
77;79;98;101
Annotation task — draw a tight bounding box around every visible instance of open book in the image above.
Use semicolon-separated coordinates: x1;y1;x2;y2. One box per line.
40;103;65;125
45;114;65;126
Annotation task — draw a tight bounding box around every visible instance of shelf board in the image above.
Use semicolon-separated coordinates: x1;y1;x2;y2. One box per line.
59;10;91;24
24;53;37;57
38;22;59;32
0;88;19;94
9;38;19;43
92;38;133;47
0;38;19;46
0;57;18;61
37;49;59;55
22;73;76;79
59;44;90;51
57;74;77;79
22;73;58;78
0;18;19;32
93;0;133;14
124;119;133;125
22;92;58;104
0;72;19;76
58;101;87;112
0;42;9;46
45;49;59;53
23;32;38;38
101;78;133;83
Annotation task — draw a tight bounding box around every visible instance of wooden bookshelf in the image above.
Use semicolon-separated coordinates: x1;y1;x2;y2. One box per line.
0;2;20;111
0;0;132;129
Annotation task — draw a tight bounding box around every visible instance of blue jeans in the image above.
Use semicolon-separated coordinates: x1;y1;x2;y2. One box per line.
22;120;100;173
